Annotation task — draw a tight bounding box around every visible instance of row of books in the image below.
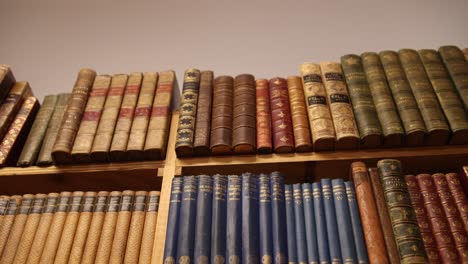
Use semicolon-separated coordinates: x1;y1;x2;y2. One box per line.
0;190;160;264
175;45;468;158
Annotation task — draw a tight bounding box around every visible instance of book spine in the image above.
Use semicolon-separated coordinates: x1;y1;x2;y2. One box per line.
293;183;308;264
52;68;96;163
110;73;143;161
341;54;383;147
143;71;174;160
0;81;32;142
379;51;427;146
163;177;183;263
175;69;201;157
127;72;157;160
241;173;259;264
91;74;128;162
285;185;297;264
138;191;160;263
269;77;295;153
0;65;16;104
377;160;428;263
320;61;360;149
233;74;257;154
445;173;468;233
0;195;21;257
322;178;342;263
399;49;450;145
438;45;468;110
256;79;272;154
0;196;8;227
464;48;468;61
302;183;319;264
259;174;273;263
226;175;242;263
350;162;388;264
361;52;404;146
194;175;213;264
270;172;288;264
109;190;134;264
193;71;214;156
71;75;111;162
312;182;329;264
419;49;468;144
123;191;147;264
210;76;234;155
210;175;227;264
95;191;122;264
287;76;313;152
345;181;369;264
300;63;336;151
176;176;199;263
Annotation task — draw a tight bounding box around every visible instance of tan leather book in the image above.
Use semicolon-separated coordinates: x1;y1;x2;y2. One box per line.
0;65;16;104
144;71;175;160
0;81;33;141
320;62;360;149
95;191;122;264
0;195;21;257
52;68;96;164
193;71;214;156
232;74;256;154
138;191;160;263
110;73;143;161
0;196;8;228
109;190;134;264
127;72;158;160
210;76;234;155
123;191;147;264
255;79;272;154
71;75;112;162
287;76;313;152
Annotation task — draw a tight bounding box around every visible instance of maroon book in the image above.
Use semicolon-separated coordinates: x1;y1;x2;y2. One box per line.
445;173;468;233
269;77;294;153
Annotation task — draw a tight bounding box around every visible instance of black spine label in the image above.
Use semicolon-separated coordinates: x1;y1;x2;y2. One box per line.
329;94;350;104
307;96;327;106
303;74;323;83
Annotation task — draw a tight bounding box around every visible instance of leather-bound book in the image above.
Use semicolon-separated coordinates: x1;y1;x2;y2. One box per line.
123;191;147;264
91;74;128;162
17;95;57;166
0;81;32;141
0;196;8;227
95;191;122;264
0;97;39;168
377;160;427;264
379;51;426;146
211;175;228;264
445;173;468;233
299;63;335;151
241;174;260;263
193;71;214;156
52;68;96;164
269;77;294;153
233;74;256;154
175;68;201;157
464;48;468;61
416;174;460;263
109;190;134;264
320;62;360;149
210;76;233;155
139;191;160;263
193;176;213;263
419;49;468;144
351;162;388;264
255;79;272;154
0;65;16;103
405;175;441;263
399;49;450;145
361;52;404;147
127;72;157;160
342;54;383;148
0;195;21;257
287;76;313;152
438;46;468;110
110;73;143;161
68;192;96;264
143;71;175;160
36;93;71;166
71;75;111;162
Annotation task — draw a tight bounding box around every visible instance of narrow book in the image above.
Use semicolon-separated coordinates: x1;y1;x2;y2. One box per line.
285;185;297;264
345;181;369;264
0;81;33;141
193;175;213;263
256;79;272;154
445;173;468;233
287;76;313;152
270;172;288;263
302;183;319;264
312;182;329;264
0;65;16;103
0;196;8;227
226;175;242;263
52;68;96;164
322;179;342;263
193;71;214;156
163;178;183;264
139;191;160;263
95;191;122;264
123;191;147;264
438;45;468;110
0;195;21;257
232;74;257;154
109;190;135;264
269;77;295;153
464;48;468;61
293;183;309;264
177;176;199;263
211;175;228;264
241;173;260;264
210;76;234;155
320;61;360;149
68;192;96;264
259;174;273;263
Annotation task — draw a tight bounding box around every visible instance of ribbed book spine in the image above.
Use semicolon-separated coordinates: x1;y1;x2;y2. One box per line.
138;191;160;263
95;191;122;264
445;173;468;233
320;61;359;149
269;77;294;153
300;62;335;151
287;76;313;152
312;182;329;264
0;65;16;103
123;191;146;264
341;54;383;148
68;192;96;264
211;175;227;264
302;183;319;264
270;172;288;264
163;177;183;263
256;79;272;154
193;71;214;156
109;190;134;264
379;51;426;146
176;176;199;263
259;174;273;263
241;173;259;264
226;175;242;263
81;191;108;264
0;196;8;227
322;178;342;263
193;175;213;264
345;181;369;264
285;185;297;264
0;196;21;257
332;179;356;263
210;76;234;155
438;45;468;110
293;183;308;264
0;81;32;142
232;74;257;154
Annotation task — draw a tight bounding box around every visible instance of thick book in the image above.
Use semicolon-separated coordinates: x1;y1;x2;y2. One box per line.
259;174;273;263
341;54;383;148
163;178;183;264
320;61;360;149
438;45;468;110
139;191;160;263
321;179;342;263
419;49;468;144
255;79;272;154
193;71;214;156
232;74;256;154
176;176;199;263
17;95;57;166
287;76;313;152
123;191;147;264
445;173;468;233
293;184;309;264
284;185;297;264
269;77;294;153
379;51;426;146
241;173;259;263
0;65;16;104
175;69;201;157
210;76;234;155
399;49;450;145
193;175;213;263
302;183;319;264
95;191;122;264
52;68;96;164
312;182;330;263
345;181;369;264
270;172;288;264
109;190;134;264
226;175;242;263
71;75;112;162
211;175;228;264
0;195;21;257
361;52;404;146
0;81;33;141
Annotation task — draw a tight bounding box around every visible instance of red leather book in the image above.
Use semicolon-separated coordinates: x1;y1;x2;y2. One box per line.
269;77;294;153
445;173;468;233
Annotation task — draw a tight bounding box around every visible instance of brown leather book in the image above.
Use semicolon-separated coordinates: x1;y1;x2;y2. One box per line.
232;74;256;154
139;191;159;263
95;191;122;264
0;97;39;168
320;62;360;149
210;76;234;155
0;195;21;257
91;74;128;162
127;72;158;160
368;168;401;264
68;192;96;264
416;174;459;263
255;79;272;154
445;173;468;233
350;162;388;264
52;69;96;164
123;191;147;263
287;76;313;152
0;65;16;104
0;81;33;141
110;73;143;161
193;71;214;156
269;77;294;153
405;175;441;263
71;75;112;162
464;48;468;61
109;190;134;264
143;71;175;160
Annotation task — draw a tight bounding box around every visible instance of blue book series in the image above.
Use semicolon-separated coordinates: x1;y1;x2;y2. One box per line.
163;177;184;263
345;181;369;264
194;175;213;264
259;173;273;263
270;172;288;264
211;175;228;264
176;176;199;263
226;175;242;263
332;179;356;263
242;173;260;264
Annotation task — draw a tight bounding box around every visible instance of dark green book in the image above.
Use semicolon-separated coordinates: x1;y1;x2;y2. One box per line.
438;46;468;111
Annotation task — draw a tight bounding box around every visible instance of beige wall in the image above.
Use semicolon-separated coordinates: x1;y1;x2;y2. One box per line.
1;0;467;101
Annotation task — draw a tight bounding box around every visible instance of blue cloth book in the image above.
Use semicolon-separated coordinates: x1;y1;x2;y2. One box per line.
176;176;199;263
259;173;273;263
321;178;342;263
293;183;308;264
312;182;329;263
285;184;297;264
226;175;242;263
270;172;288;264
242;173;260;264
211;175;228;264
345;181;369;264
163;177;184;263
193;175;213;264
302;183;319;264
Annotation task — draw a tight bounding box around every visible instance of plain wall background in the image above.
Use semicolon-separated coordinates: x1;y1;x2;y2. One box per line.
1;0;467;102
